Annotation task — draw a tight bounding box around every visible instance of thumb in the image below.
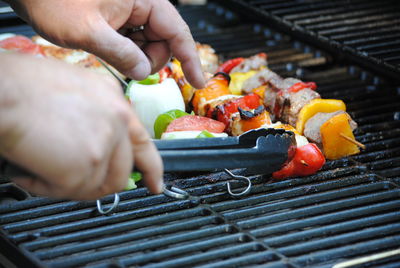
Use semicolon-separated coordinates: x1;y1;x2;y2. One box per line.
89;20;152;81
13;176;52;197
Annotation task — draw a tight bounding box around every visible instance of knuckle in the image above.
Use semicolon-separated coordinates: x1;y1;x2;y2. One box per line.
113;103;132;125
58;172;87;197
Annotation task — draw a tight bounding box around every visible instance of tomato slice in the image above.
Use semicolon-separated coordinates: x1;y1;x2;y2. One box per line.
0;36;44;55
165;115;225;133
154;109;189;139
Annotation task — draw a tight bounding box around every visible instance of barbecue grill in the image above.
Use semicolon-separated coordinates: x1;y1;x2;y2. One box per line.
1;1;400;267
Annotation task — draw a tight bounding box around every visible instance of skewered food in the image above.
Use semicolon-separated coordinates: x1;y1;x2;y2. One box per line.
164;46;362;177
320;113;360;160
0;34;124;78
126;76;185;138
296;99;346;135
0;34;43;55
196;43;219;73
3;32;362;178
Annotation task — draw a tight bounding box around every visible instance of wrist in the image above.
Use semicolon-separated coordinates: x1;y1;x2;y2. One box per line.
4;0;31;23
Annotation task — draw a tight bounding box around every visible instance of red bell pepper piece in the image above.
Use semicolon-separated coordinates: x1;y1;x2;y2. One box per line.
158;66;172;83
272;143;325;179
210;93;261;127
288;82;317;93
216;57;245;74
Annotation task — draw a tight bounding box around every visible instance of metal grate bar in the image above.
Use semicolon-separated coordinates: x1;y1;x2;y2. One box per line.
34;222;229;259
4;196;195;235
236;189;399;230
86;238;263;268
196;252;287;268
278;223;400;256
10;204;204;243
250;201;400;239
47;226;243;267
24;214;217;252
223;0;400;81
293;235;400;266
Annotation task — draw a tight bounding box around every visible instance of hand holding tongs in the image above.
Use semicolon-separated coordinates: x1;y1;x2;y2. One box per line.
0;128;295;214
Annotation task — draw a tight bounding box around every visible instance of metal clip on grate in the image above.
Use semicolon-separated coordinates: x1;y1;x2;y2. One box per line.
96;193;120;215
163;185;190;199
224;169;252;197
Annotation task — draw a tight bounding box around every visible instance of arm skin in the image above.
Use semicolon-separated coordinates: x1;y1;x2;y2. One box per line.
5;0;206;89
0;53;163;200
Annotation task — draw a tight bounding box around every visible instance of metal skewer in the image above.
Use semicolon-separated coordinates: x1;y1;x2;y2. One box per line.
96;57;129;89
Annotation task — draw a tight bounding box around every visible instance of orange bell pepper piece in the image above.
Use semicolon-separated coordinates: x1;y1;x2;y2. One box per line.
191;73;231;114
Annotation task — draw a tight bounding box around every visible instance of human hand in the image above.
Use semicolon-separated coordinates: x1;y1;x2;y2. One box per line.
0;53;163;200
8;0;205;88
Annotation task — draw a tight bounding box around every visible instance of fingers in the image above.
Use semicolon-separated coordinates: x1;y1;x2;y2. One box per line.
99;132;132;197
129;112;164;194
130;0;205;88
167;27;205;89
13;134;132;200
142;41;171;74
127;31;171;74
89;19;152;81
12;177;52;197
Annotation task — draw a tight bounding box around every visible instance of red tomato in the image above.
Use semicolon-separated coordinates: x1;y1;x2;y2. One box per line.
272;143;325;179
0;36;44;55
165;115;225;133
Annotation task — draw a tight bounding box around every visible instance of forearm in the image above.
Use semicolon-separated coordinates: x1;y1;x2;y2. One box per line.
0;53;26;155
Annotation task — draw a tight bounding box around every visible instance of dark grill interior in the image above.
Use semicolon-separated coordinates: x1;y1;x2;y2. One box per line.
223;0;400;82
1;2;400;268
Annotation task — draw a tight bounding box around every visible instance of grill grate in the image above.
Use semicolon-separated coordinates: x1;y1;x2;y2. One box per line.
219;0;400;82
1;2;400;268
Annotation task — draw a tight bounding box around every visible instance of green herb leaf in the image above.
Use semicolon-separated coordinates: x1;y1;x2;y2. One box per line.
130;171;142;182
196;130;215;138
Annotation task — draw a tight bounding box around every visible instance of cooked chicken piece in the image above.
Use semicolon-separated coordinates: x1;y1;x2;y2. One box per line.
230;53;267;74
196;43;219;73
304;111;357;144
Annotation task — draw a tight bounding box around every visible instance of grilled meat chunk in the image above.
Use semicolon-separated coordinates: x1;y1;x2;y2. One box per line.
230;53;267;73
262;76;320;124
281;88;321;126
242;68;282;93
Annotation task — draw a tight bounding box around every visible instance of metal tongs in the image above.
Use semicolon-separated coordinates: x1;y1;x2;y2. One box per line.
158;128;295;198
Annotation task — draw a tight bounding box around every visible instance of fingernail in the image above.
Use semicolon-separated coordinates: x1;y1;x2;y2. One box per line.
128;61;150;81
156;177;164;194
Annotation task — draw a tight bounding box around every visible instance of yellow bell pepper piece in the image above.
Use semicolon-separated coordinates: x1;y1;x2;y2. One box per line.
252;85;266;99
170;59;195;105
296;99;346;135
320;113;360;160
272;123;300;135
229;71;257;95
